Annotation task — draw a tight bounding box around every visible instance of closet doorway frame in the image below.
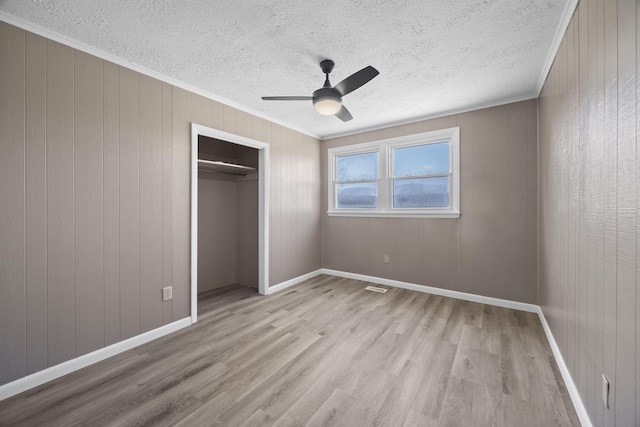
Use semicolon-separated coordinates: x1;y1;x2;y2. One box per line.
190;123;270;323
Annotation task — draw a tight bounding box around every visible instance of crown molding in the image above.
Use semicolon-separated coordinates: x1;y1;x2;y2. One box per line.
0;11;320;140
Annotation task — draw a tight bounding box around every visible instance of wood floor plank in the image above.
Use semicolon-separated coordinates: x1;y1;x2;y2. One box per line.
270;349;356;426
437;376;497;427
239;409;273;427
409;340;458;419
459;324;501;356
305;388;355;427
0;275;580;426
450;345;502;404
373;359;430;427
337;368;397;427
403;409;437;427
501;331;532;401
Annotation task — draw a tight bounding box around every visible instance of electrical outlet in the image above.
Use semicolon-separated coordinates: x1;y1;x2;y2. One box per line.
602;374;609;409
162;286;173;302
384;255;389;264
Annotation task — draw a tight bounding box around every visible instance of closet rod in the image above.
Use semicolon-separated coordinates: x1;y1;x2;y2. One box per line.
197;168;257;177
197;159;257;176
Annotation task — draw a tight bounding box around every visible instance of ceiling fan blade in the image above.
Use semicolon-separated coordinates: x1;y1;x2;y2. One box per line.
335;105;353;122
261;96;312;101
334;66;379;96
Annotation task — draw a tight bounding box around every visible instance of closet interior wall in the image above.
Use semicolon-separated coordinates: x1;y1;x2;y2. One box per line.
197;136;259;294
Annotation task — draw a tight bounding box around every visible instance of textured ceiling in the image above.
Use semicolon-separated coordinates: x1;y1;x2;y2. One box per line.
0;0;568;139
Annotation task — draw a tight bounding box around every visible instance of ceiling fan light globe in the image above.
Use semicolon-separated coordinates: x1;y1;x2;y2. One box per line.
313;97;342;115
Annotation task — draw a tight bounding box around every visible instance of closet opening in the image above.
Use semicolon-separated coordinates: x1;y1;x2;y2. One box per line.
190;124;270;323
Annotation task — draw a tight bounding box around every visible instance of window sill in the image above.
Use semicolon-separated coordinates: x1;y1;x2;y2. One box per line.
327;211;460;219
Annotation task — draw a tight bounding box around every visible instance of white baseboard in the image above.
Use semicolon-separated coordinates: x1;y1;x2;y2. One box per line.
0;317;192;402
266;269;324;295
536;307;592;427
320;269;539;313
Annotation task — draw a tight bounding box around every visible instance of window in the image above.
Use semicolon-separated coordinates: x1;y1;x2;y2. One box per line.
336;151;379;208
391;142;450;208
328;127;460;218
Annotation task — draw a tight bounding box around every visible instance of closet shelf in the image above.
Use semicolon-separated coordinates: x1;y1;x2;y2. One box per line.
197;159;257;176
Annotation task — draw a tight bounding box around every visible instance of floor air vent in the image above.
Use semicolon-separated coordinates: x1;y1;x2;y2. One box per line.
365;285;388;293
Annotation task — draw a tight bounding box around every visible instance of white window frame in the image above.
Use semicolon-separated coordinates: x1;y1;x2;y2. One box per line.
327;127;460;218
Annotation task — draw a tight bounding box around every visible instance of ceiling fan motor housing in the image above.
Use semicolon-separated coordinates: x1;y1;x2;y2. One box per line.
261;59;378;122
312;87;342;115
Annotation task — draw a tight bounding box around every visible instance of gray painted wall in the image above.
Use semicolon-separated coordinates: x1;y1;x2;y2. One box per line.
322;99;538;304
538;0;639;425
0;21;322;387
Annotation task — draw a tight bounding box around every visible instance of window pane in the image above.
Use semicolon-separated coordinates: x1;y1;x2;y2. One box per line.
336;152;378;181
393;177;449;208
337;183;377;208
393;142;449;177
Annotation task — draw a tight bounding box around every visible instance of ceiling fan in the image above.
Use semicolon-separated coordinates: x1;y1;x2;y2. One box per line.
261;59;379;122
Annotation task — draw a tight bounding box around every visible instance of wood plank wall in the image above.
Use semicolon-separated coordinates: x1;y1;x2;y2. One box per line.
538;0;638;425
0;21;321;387
322;100;538;304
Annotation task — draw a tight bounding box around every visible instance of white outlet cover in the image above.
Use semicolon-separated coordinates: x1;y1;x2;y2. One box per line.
162;286;173;302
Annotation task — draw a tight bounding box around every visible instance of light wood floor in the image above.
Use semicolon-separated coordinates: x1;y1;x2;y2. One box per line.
0;275;579;426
